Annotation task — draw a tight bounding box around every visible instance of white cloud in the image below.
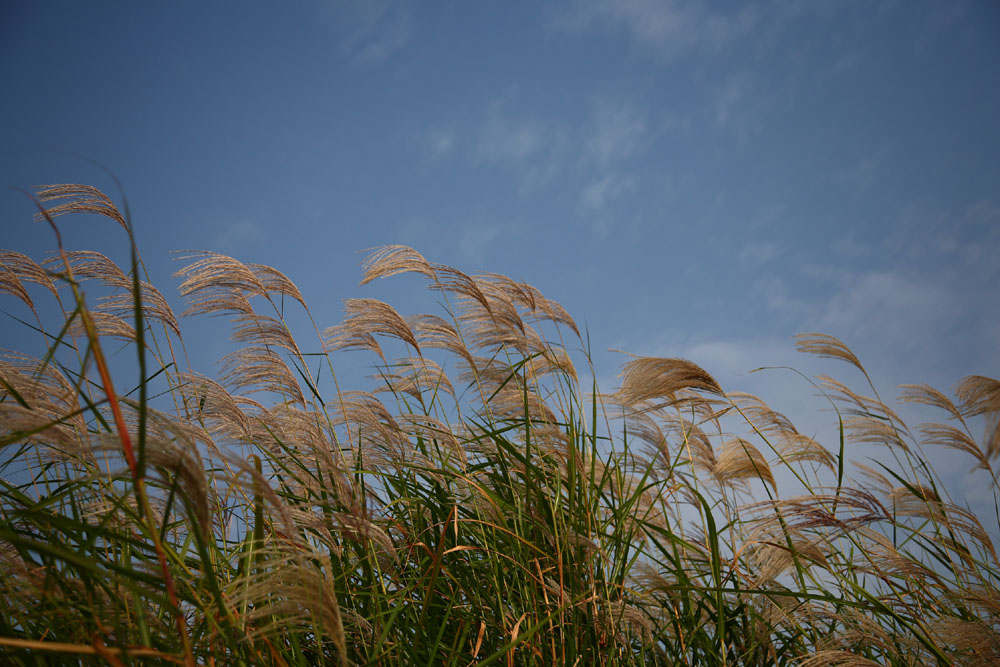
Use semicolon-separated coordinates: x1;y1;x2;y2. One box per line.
814;270;959;358
320;0;413;64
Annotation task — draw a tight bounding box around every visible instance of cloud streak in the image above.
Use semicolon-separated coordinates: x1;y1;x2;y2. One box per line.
321;0;414;64
580;173;635;214
550;0;759;59
584;99;648;164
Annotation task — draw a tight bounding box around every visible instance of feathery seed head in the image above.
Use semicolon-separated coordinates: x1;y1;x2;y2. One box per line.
617;357;723;408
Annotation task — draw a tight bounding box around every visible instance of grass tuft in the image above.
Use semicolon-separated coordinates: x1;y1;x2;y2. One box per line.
1;184;998;665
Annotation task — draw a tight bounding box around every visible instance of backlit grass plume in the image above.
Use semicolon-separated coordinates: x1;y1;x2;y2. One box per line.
1;184;999;665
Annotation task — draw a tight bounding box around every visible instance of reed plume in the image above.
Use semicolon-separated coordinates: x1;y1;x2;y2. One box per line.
1;191;998;666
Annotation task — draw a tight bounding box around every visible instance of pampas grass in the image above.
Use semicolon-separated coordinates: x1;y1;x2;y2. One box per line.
1;184;998;665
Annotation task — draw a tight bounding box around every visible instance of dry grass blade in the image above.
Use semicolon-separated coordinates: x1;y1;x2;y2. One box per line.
397;413;464;461
409;313;475;368
323;298;420;355
0;262;35;310
247;263;307;307
482;274;580;337
466;278;526;341
359;244;436;285
328;391;406;459
956;375;1000;461
0;354;89;456
743;488;890;536
729;391;799;437
851;526;937;581
0;250;59;297
376;356;456;401
844;416;910;452
661;413;717;475
429;264;492;316
174;251;266;317
44;251;182;336
852;462;893;497
956;376;1000;417
50;250;129;286
103;279;181;337
324;328;385;360
220;346;305;404
7;187;1000;666
776;434;838;473
67;310;136;341
930;617;1000;667
899;383;963;420
618;357;723;407
0;401;88;453
1;352;77;407
489;384;559;428
34;184;128;231
794;650;882;666
889;483;943;520
479;273;538;311
794;333;866;377
179;372;255;442
116;408;215;537
528;345;578;381
919;422;989;472
237;547;348;667
818;376;906;428
0;637;185;663
752;538;828;585
886;492;998;567
231;314;301;354
715;438;776;490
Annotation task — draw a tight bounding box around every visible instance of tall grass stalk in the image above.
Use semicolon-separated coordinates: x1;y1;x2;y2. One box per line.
1;185;998;665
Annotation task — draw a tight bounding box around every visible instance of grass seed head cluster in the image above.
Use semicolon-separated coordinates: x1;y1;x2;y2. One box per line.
1;184;999;665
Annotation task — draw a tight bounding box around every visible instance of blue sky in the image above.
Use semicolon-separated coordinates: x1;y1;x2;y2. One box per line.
2;2;999;506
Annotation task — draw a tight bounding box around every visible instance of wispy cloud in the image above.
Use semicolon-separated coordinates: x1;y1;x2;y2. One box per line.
815;270;959;354
418;127;456;159
214;220;265;252
550;0;759;58
430;93;654;204
713;72;753;129
833;149;888;194
584;99;648;164
580;173;635;213
738;241;781;266
320;0;413;64
470;96;573;192
477;100;552;164
456;222;501;265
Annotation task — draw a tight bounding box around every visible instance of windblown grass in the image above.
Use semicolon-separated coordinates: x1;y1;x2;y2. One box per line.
1;184;998;665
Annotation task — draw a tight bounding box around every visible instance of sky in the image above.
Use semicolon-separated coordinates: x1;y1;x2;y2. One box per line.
2;1;999;510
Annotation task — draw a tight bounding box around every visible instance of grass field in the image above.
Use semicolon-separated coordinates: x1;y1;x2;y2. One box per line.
1;184;998;665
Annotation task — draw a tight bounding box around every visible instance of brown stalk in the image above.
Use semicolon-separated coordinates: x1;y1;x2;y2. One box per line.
0;637;185;664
